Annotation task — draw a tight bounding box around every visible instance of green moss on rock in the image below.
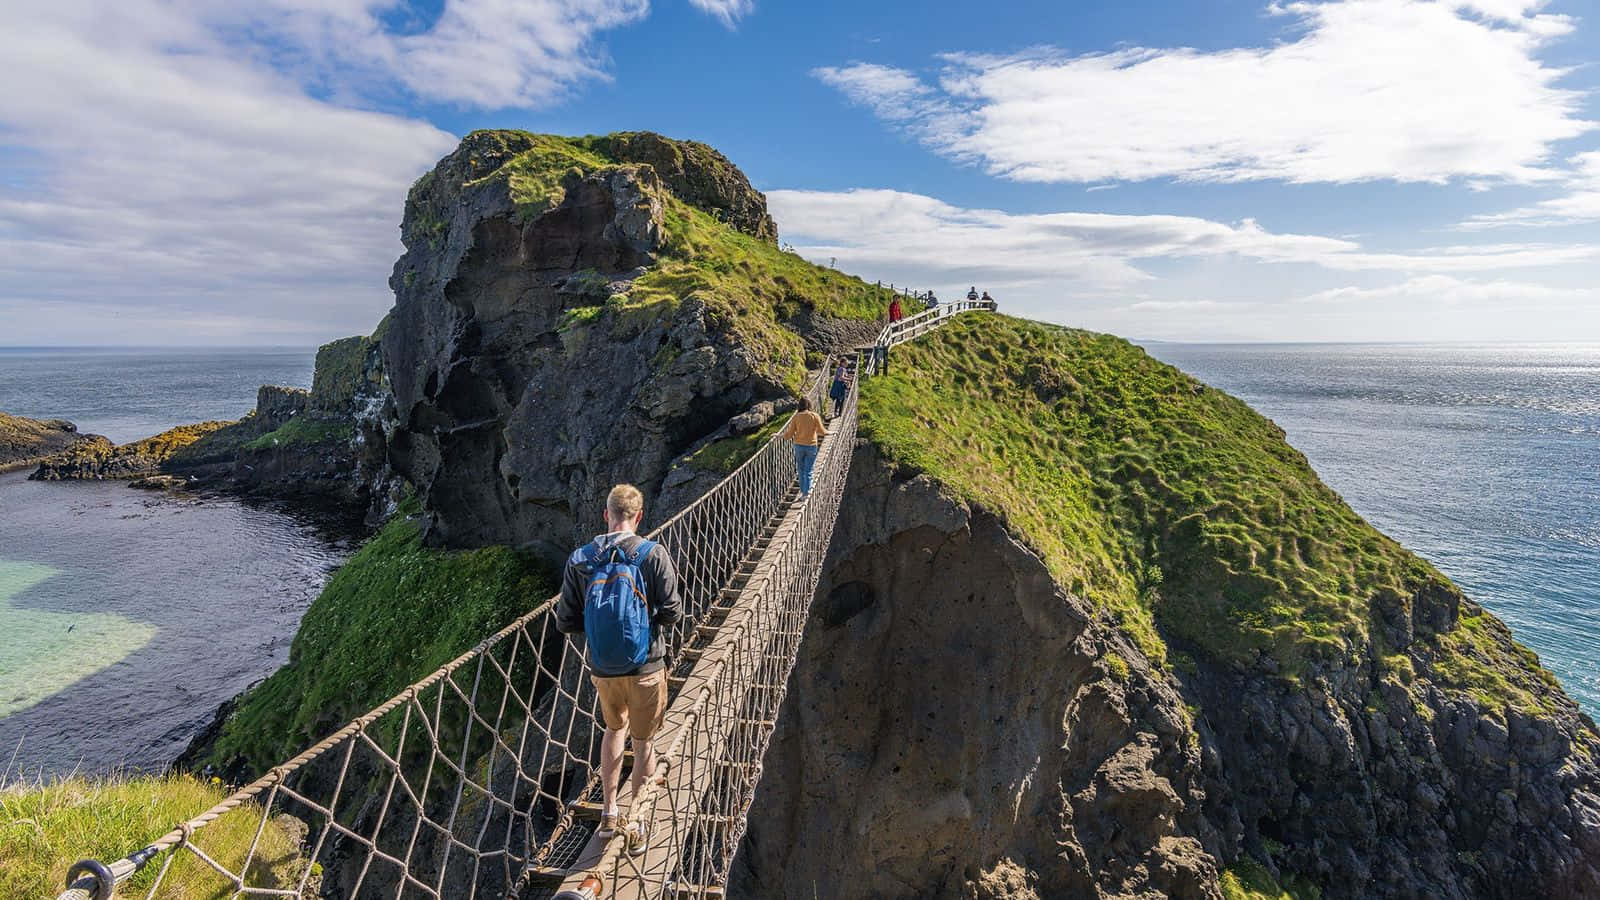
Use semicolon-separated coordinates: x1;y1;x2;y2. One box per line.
310;335;379;415
1221;859;1319;899
241;417;354;452
436;130;898;395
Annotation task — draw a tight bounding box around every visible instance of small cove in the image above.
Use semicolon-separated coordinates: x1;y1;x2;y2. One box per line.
0;472;350;778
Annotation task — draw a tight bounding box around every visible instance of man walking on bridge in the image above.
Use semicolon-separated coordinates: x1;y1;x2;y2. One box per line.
557;484;683;856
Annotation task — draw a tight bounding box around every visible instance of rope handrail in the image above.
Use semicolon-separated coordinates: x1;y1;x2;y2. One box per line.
57;300;994;900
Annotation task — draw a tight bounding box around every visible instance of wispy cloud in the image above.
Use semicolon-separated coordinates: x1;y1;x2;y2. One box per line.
1294;273;1600;306
0;0;653;343
688;0;755;28
767;187;1600;293
1463;152;1600;228
816;0;1590;185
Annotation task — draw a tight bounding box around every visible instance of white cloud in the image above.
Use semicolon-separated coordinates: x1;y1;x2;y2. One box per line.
1294;273;1600;306
767;187;1600;294
173;0;652;110
1103;275;1600;342
767;187;1600;340
816;0;1590;185
0;1;654;344
688;0;754;28
1463;152;1600;228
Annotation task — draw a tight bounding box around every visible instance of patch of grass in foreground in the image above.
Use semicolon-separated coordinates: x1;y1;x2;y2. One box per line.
208;500;553;774
0;774;307;898
860;314;1454;676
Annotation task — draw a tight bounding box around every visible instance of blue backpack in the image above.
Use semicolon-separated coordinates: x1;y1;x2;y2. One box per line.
577;538;658;676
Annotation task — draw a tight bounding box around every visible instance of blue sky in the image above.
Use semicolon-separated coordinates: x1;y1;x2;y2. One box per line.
3;0;1599;344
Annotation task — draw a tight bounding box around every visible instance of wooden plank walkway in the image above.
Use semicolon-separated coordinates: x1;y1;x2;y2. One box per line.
525;490;805;899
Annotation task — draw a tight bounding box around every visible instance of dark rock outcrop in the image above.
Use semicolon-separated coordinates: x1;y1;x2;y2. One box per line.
736;444;1223;899
164;336;395;517
737;443;1600;899
0;411;89;471
382;132;791;561
31;421;232;480
584;131;778;243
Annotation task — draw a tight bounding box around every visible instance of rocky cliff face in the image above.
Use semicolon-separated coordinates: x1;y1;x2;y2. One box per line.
736;322;1600;899
738;448;1600;899
380;130;867;561
736;445;1223;899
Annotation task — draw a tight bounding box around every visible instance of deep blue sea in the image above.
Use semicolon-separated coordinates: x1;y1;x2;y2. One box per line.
0;347;315;444
1145;342;1600;719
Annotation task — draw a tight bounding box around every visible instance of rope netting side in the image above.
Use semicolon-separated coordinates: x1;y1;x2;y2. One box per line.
554;378;859;900
59;301;986;900
57;380;830;900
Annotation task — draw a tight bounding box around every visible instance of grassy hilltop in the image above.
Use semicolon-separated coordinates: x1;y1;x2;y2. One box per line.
863;313;1569;716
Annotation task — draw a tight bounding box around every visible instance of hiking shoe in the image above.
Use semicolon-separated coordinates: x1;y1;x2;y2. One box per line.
625;818;649;857
597;812;624;840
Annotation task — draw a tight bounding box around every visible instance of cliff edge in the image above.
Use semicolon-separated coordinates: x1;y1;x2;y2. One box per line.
735;314;1600;899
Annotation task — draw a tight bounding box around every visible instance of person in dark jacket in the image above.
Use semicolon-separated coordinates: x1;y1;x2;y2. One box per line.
828;357;849;418
556;483;682;854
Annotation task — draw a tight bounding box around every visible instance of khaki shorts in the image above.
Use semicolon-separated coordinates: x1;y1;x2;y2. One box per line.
592;669;668;741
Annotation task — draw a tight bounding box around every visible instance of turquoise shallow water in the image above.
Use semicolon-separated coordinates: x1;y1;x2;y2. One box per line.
0;347;347;777
0;471;348;777
1145;342;1600;719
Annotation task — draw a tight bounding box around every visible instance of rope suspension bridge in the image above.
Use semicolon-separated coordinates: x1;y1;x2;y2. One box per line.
61;300;996;900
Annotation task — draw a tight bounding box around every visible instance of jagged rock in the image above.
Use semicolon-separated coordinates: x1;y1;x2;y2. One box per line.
30;422;231;481
0;411;89;470
255;385;308;428
736;442;1600;899
728;400;776;434
381;133;793;561
735;444;1221;899
587;131;778;242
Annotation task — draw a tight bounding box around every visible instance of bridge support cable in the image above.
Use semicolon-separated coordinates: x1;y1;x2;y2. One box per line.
57;301;992;900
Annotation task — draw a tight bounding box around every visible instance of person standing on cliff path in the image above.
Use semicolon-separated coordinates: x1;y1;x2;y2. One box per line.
967;286;979;303
888;296;903;323
779;397;827;497
555;484;682;857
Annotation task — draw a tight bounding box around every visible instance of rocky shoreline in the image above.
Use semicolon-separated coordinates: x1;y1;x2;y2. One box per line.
0;411;92;472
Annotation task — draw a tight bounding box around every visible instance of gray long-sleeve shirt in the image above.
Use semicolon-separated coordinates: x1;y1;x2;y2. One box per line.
556;531;683;675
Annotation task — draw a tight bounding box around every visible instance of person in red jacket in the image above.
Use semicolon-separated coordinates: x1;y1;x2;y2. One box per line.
889;296;903;322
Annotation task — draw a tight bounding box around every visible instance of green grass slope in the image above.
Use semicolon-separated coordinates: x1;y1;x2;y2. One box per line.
861;314;1558;709
208;501;551;773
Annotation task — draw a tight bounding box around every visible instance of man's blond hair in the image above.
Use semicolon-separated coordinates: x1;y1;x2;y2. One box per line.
606;484;644;523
